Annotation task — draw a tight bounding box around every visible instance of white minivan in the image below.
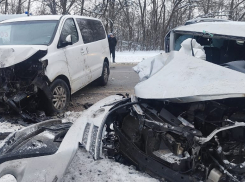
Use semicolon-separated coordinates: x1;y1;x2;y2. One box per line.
0;15;110;117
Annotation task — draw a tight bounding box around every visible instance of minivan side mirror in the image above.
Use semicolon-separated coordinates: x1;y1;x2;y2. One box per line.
65;35;72;44
59;35;73;48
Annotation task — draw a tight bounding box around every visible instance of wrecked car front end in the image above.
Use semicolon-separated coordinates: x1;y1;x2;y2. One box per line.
0;19;59;120
0;46;52;121
76;52;245;182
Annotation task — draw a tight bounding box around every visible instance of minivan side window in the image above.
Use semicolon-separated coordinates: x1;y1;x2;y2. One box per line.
58;18;78;47
76;18;106;44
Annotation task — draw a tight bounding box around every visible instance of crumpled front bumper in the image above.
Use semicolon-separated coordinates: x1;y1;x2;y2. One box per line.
0;95;124;182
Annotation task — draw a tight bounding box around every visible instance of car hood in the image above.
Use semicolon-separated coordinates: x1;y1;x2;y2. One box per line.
134;51;245;103
0;45;48;68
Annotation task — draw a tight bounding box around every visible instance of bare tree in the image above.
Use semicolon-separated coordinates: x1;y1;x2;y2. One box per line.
2;0;245;50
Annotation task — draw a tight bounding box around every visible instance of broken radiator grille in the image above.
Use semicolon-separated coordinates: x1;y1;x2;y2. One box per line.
82;123;91;147
89;125;99;156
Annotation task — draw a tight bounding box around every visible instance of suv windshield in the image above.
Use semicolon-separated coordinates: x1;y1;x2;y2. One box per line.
0;20;58;45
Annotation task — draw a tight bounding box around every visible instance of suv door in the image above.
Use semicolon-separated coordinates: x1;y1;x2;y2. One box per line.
58;18;87;93
76;18;106;81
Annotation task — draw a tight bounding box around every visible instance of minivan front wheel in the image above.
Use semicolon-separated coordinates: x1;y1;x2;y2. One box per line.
46;79;70;115
98;62;109;86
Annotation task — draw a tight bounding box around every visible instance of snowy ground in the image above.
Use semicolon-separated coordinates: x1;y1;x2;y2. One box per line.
0;116;27;133
0;51;165;182
62;148;159;182
114;50;165;63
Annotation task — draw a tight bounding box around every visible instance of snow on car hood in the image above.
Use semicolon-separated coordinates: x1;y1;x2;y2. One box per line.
135;51;245;103
0;45;47;68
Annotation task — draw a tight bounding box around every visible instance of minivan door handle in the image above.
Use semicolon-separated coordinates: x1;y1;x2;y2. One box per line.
86;47;89;53
81;48;86;55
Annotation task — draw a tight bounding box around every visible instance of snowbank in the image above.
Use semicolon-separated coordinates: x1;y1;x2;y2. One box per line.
114;51;165;63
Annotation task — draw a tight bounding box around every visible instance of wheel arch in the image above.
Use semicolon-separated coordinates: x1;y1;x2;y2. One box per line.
53;75;71;94
104;57;110;75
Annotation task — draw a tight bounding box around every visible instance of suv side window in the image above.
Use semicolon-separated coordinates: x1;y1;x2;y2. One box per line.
76;18;106;44
58;18;78;47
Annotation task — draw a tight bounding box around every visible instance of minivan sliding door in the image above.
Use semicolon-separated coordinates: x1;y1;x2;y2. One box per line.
76;18;106;81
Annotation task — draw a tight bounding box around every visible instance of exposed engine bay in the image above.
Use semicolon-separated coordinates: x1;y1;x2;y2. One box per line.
102;96;245;182
0;49;51;122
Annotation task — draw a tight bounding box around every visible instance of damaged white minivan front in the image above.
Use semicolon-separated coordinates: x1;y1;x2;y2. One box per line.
0;45;51;121
0;15;110;121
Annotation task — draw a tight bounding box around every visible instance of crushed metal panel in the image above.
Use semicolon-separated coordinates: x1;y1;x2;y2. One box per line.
135;51;245;102
0;45;47;68
133;53;169;81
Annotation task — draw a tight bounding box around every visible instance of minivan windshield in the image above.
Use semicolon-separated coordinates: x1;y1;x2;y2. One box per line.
0;20;58;45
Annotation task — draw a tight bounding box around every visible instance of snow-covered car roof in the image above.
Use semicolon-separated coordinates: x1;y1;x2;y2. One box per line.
0;14;28;22
175;21;245;38
0;15;101;24
0;15;62;23
184;18;229;25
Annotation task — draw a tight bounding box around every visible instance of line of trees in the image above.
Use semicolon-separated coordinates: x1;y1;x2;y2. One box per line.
0;0;245;50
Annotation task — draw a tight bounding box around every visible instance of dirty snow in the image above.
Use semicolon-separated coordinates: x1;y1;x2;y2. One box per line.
0;117;26;133
62;148;159;182
62;111;83;123
114;51;165;63
26;140;47;150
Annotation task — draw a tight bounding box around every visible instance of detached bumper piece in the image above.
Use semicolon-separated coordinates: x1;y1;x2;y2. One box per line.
0;95;124;182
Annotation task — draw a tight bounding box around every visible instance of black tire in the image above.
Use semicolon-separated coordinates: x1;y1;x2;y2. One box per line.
98;62;109;86
45;79;70;115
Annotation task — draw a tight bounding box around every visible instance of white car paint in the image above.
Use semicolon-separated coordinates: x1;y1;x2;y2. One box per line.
134;51;245;102
0;15;110;94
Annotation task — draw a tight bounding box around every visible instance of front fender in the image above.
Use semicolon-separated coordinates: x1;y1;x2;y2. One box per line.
45;60;70;83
